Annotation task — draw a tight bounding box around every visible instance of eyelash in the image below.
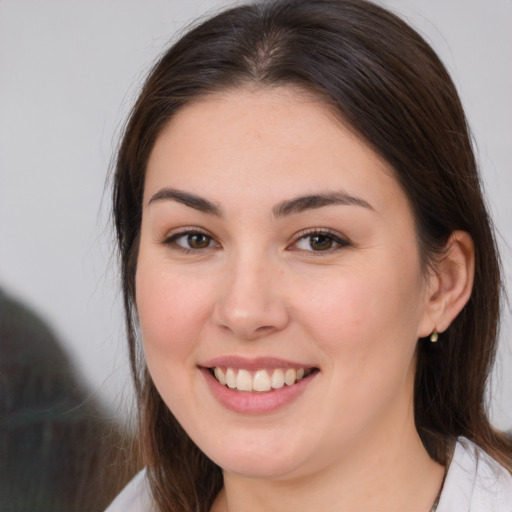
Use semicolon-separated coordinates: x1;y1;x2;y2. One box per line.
289;228;350;254
161;228;350;254
162;228;219;253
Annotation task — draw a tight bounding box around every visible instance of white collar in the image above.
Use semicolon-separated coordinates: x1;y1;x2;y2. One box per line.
437;437;512;511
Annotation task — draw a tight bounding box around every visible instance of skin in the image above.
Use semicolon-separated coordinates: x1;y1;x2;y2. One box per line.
136;87;474;511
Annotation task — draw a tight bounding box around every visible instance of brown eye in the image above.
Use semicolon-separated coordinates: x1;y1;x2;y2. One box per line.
165;231;216;251
292;231;350;253
309;234;334;251
187;233;211;249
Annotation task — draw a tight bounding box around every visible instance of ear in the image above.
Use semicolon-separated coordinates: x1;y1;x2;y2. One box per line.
418;230;475;337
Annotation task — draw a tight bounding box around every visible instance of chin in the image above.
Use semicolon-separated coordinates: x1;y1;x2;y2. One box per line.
220;457;302;480
201;436;309;480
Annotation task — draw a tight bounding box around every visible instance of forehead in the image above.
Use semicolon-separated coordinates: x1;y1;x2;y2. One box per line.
144;87;402;214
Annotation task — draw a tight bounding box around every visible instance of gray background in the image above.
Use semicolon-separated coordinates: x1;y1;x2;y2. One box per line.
1;0;511;428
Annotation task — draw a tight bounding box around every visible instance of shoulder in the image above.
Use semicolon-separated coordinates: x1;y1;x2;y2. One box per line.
437;437;512;512
104;469;155;512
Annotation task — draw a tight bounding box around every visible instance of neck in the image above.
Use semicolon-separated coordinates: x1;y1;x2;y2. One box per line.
211;417;445;512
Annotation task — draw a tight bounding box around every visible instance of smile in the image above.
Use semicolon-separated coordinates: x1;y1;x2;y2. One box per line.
210;367;314;392
201;359;319;413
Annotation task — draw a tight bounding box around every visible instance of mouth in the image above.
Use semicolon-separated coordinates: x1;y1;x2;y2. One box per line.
207;366;318;393
201;358;319;413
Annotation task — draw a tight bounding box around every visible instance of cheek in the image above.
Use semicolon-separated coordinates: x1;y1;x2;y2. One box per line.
135;263;211;358
298;264;423;433
303;283;382;380
297;256;425;362
135;263;216;414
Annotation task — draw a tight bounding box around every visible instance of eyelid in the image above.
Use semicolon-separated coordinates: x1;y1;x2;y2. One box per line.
161;226;220;251
288;228;351;252
159;226;349;253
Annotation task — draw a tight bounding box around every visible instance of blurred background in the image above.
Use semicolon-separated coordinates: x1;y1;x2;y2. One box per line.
0;0;511;507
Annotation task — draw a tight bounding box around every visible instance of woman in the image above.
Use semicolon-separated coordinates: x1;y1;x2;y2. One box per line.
107;0;512;510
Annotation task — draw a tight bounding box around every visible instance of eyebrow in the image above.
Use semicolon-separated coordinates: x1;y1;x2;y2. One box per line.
148;188;222;216
148;187;374;218
273;191;374;217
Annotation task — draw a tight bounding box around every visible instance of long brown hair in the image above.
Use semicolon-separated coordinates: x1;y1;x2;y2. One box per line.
112;1;511;510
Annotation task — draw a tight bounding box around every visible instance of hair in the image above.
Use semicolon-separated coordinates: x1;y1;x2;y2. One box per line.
112;0;512;510
0;288;137;512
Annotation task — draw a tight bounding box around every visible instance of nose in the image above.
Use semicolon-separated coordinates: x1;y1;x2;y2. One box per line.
213;252;290;340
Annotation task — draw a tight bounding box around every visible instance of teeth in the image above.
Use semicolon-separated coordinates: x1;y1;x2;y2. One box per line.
253;370;272;392
284;368;296;386
214;367;226;385
212;367;310;392
236;369;253;391
225;368;236;389
271;369;285;389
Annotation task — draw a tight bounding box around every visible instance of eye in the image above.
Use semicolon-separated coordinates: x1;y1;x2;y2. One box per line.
292;230;349;252
163;230;218;251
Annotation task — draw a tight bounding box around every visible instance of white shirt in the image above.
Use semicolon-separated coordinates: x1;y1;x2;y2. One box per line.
105;468;154;512
105;437;512;511
437;438;512;511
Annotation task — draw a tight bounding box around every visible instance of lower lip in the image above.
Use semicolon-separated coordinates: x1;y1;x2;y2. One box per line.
201;368;317;414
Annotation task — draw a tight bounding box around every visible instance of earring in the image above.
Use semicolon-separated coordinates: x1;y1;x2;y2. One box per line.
430;330;439;343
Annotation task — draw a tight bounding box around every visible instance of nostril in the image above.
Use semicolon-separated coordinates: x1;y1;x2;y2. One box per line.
255;325;277;333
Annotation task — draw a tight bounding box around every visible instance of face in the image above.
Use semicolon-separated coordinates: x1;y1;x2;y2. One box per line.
136;88;434;481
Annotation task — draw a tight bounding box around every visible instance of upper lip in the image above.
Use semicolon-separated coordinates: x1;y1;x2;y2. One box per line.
201;356;316;371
